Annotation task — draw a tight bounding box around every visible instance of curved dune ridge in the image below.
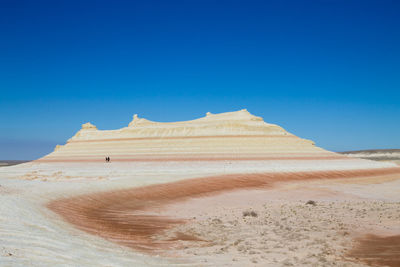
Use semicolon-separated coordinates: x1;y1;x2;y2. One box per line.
48;167;400;254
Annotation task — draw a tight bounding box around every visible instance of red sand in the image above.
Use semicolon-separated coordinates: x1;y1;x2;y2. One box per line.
348;234;400;267
48;167;400;255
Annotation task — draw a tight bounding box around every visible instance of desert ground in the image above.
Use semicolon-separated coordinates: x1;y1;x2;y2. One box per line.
0;157;399;267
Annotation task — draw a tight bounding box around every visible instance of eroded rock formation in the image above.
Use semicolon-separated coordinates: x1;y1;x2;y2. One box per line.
39;109;340;162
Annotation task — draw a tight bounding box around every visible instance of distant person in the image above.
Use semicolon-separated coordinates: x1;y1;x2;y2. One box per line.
108;157;111;162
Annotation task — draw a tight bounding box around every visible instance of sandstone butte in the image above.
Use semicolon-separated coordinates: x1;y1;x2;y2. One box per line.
38;109;345;163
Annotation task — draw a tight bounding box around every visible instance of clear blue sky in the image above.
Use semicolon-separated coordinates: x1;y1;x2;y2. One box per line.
1;0;399;160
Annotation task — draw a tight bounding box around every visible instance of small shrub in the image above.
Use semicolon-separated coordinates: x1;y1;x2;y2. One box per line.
242;210;258;217
306;200;317;206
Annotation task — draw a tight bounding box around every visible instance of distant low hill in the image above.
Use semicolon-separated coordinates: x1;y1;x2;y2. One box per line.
0;160;30;167
339;149;400;165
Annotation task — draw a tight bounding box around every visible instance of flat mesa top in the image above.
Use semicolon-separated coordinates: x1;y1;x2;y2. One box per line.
68;109;294;142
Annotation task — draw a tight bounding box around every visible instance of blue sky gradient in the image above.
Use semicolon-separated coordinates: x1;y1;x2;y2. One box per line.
1;0;399;159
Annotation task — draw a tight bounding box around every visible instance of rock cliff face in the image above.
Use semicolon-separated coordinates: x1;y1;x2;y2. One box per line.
39;109;340;162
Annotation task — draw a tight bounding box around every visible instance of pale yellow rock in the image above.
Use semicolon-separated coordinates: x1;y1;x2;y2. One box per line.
40;110;338;162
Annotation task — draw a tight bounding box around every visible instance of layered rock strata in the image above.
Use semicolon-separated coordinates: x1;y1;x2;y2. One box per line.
39;110;343;162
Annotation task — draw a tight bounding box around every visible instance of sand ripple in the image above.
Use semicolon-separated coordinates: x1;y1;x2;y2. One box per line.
48;167;400;255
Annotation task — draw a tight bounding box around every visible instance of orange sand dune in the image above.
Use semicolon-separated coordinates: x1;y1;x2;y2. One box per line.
48;167;400;253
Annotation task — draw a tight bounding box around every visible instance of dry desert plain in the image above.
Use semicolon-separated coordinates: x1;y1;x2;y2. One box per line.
1;110;400;267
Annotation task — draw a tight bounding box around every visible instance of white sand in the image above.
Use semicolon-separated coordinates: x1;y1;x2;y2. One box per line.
1;160;399;266
156;178;400;266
